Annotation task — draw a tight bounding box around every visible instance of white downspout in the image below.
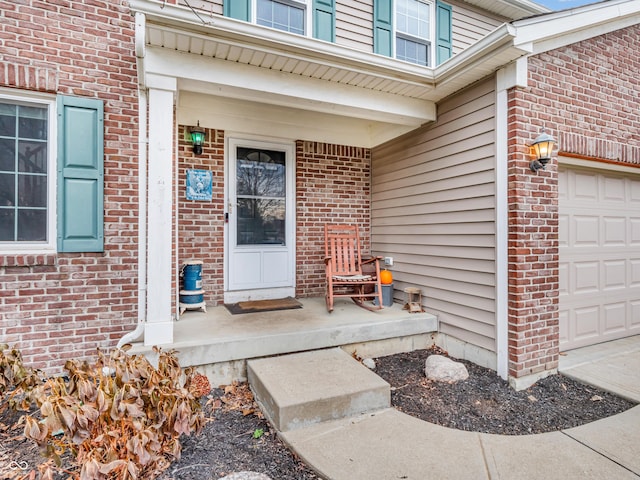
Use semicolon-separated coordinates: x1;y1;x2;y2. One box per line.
118;13;148;347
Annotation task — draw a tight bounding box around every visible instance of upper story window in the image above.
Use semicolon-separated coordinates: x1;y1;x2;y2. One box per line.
225;0;335;42
395;0;431;65
0;96;54;249
257;0;306;35
374;0;452;67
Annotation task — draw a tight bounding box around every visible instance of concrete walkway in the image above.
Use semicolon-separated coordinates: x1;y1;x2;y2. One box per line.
559;336;640;403
253;337;640;480
282;406;640;479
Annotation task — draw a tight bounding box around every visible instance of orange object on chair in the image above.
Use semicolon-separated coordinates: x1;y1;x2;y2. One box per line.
324;224;383;312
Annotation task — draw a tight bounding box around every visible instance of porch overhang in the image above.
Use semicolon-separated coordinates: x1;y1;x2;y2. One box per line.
129;0;532;148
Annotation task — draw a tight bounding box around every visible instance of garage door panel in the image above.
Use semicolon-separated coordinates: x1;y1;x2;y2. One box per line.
574;262;599;292
603;176;625;201
574;216;599;245
574;306;599;339
632;301;640;328
603;217;626;245
574;171;598;199
559;164;640;350
631;178;640;202
603;260;625;290
632;219;640;244
632;259;640;287
603;303;626;334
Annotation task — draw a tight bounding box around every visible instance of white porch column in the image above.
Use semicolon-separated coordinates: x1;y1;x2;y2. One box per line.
144;74;176;345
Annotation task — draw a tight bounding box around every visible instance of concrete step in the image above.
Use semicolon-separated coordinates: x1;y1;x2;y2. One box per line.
247;348;390;432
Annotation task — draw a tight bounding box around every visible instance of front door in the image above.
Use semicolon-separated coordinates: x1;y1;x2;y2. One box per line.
225;138;295;302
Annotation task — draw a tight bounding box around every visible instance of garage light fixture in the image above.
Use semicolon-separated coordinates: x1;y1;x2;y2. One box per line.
530;129;556;172
189;122;205;155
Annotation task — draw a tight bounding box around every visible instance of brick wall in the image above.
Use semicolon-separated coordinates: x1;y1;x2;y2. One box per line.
0;1;138;374
506;24;640;379
295;141;372;298
177;126;225;305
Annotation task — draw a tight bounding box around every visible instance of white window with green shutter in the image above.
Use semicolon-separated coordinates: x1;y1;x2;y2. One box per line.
0;90;104;254
224;0;335;42
374;0;452;67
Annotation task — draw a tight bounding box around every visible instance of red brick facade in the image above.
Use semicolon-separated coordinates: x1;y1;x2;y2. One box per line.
177;127;226;305
295;141;372;298
0;1;139;373
507;25;640;379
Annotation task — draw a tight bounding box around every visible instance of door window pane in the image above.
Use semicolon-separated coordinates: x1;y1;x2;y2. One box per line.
236;147;286;246
237;198;285;245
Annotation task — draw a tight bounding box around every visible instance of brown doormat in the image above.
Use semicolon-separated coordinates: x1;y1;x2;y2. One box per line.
225;297;303;315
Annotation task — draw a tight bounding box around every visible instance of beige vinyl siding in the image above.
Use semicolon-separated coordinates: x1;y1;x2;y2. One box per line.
371;76;497;352
449;0;507;54
336;1;374;52
178;1;505;58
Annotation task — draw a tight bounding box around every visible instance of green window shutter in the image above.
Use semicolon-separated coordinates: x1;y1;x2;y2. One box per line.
57;96;104;253
313;0;335;42
374;0;393;57
435;1;453;65
224;0;251;21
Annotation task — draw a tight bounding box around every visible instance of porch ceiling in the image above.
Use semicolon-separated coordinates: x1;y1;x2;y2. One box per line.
130;0;531;146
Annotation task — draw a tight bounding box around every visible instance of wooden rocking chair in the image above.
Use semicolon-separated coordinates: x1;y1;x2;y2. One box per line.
324;224;383;312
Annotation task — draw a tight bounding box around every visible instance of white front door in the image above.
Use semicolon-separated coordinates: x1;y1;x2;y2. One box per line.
225;137;295;302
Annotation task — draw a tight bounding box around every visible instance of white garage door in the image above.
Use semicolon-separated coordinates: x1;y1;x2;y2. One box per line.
559;164;640;351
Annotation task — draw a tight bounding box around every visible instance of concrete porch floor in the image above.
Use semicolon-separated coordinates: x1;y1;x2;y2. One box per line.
128;297;438;385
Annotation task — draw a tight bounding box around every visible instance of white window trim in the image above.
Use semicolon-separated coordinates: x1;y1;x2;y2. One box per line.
252;0;310;37
393;0;435;67
0;88;57;254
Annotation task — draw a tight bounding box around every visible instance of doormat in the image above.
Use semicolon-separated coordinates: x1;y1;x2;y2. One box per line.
225;297;303;315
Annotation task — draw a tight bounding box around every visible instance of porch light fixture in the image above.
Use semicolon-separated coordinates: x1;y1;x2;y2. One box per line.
529;129;556;172
189;121;205;155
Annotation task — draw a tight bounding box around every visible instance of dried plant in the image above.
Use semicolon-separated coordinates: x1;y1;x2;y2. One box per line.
0;344;43;411
23;345;205;480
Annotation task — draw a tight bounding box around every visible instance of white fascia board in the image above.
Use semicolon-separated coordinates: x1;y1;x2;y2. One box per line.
434;23;531;92
145;47;436;126
513;0;640;54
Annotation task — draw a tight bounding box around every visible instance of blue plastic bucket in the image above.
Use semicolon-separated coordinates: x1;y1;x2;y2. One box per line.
179;289;204;304
181;260;203;291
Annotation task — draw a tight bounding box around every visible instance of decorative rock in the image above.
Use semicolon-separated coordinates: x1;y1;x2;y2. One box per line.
362;358;376;370
219;473;272;480
424;355;469;383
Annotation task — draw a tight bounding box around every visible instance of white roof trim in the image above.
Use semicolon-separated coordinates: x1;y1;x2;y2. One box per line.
513;0;640;54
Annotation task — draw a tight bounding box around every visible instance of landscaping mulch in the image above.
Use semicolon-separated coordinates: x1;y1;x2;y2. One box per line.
1;346;636;479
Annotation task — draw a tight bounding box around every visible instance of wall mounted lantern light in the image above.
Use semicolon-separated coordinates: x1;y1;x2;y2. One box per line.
189;122;205;155
529;129;556;172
